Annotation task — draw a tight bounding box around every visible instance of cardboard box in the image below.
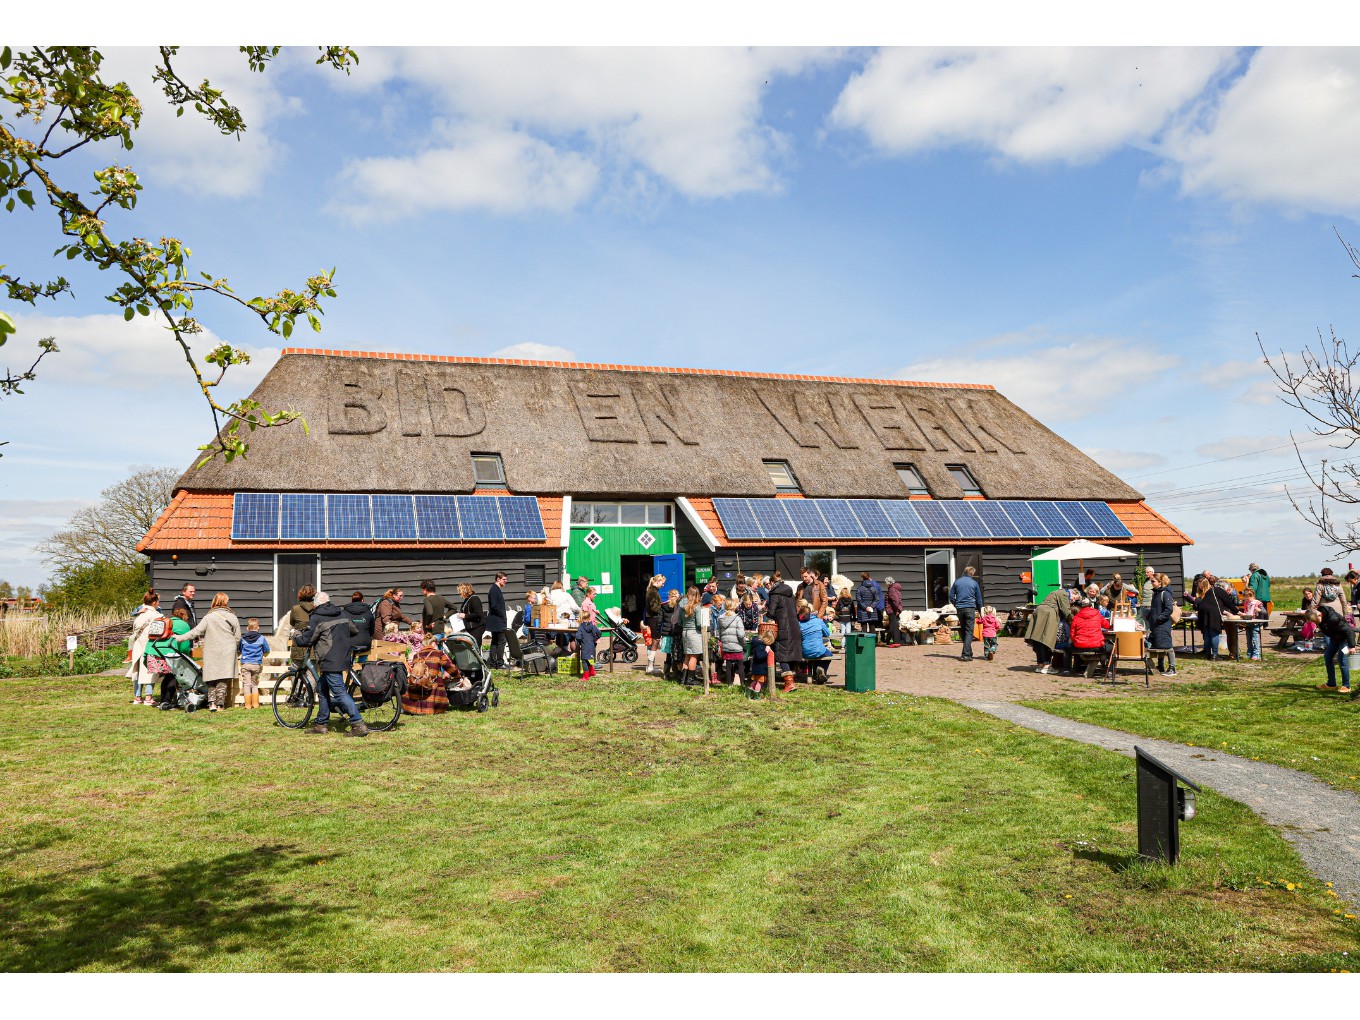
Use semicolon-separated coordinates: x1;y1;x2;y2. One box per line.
368;639;409;663
533;603;558;627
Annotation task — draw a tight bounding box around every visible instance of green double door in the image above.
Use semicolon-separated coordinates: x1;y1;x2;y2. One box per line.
566;525;678;624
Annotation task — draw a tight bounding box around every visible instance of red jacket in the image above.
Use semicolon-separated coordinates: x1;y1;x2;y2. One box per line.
1069;607;1111;649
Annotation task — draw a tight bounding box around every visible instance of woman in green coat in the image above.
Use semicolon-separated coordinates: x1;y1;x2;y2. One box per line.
1023;589;1075;674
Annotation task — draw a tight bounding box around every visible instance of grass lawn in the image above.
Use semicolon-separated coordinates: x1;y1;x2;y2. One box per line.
2;672;1357;972
1022;652;1360;797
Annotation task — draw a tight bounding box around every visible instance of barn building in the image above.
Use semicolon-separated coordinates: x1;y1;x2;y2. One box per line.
138;348;1192;630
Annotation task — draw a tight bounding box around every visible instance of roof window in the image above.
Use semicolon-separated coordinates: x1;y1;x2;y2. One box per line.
763;460;801;493
894;463;930;496
946;464;983;496
471;453;505;487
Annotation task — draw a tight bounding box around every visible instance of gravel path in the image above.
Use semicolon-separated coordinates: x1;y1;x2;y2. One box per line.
965;700;1360;910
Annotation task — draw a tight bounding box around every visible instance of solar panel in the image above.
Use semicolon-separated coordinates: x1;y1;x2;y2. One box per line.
1031;502;1074;537
415;495;460;540
913;501;961;539
1082;502;1132;538
231;492;279;540
973;501;1019;539
880;500;929;538
943;501;991;538
784;500;830;539
372;495;418;540
1055;501;1100;537
810;500;864;538
996;501;1049;538
327;494;372;541
713;498;762;540
457;495;504;541
498;496;547;541
838;500;885;539
751;499;797;539
280;493;326;540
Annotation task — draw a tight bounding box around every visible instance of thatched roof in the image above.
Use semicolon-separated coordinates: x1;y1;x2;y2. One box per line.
177;349;1143;501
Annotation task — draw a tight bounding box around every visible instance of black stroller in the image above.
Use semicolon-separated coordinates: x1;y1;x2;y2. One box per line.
439;633;500;713
597;608;640;665
157;649;207;712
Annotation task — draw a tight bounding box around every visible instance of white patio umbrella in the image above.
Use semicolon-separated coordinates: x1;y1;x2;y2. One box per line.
1031;539;1135;582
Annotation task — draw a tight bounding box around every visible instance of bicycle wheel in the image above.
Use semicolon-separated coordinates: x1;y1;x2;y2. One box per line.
272;667;316;729
348;677;402;732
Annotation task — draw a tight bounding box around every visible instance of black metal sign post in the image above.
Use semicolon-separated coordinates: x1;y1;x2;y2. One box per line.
1135;746;1202;864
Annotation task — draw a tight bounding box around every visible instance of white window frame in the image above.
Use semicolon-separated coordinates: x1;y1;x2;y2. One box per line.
924;548;955;605
569;501;676;528
803;548;838;579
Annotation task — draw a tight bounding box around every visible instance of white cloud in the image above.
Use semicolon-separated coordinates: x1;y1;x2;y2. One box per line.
490;342;577;360
97;47;300;198
830;47;1235;164
332;125;598;221
330;47;834;218
6;312;275;394
1164;48;1360;216
895;333;1181;422
0;498;89;588
1082;447;1166;472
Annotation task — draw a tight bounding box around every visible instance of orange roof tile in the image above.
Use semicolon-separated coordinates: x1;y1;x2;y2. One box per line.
687;498;1192;547
137;491;564;553
279;347;993;391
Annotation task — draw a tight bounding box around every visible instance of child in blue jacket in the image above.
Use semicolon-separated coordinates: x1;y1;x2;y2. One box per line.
576;619;601;680
238;618;271;709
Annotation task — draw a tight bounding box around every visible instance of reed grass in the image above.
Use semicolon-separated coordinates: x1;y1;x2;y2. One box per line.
0;608;125;659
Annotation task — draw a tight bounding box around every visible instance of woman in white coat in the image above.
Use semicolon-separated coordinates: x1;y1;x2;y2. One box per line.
183;592;242;713
126;591;164;705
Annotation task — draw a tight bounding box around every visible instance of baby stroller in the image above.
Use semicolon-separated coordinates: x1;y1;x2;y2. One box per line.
158;649;208;712
439;633;500;713
597;607;640;664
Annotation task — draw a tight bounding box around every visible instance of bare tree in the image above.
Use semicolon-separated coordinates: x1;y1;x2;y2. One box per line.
37;466;178;572
1260;230;1360;553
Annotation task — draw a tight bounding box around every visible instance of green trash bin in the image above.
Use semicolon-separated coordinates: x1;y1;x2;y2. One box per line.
844;633;877;692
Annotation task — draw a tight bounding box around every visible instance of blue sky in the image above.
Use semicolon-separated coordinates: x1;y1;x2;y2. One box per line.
5;28;1360;586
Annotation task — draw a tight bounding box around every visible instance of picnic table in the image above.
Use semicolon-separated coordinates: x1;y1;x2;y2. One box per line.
525;623;615;673
1270;610;1309;649
1222;616;1267;660
1176;612;1199;653
1004;606;1034;638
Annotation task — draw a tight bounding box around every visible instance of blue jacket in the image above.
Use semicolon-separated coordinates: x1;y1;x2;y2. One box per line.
576;620;601;660
239;631;270;665
799;616;831;659
856;580;882;622
949;575;982;610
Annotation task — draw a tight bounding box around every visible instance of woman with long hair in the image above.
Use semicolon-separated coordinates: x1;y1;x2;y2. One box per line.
1184;576;1230;660
679;585;704;687
644;573;667;674
456;582;486;653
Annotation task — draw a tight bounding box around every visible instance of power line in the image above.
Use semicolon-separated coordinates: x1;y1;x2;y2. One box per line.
1148;456;1360;503
1125;434;1335;481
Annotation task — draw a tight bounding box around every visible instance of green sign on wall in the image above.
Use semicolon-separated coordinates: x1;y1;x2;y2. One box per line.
694;566;713;583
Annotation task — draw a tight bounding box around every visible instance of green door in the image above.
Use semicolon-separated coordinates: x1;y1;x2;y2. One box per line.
1031;552;1060;605
566;525;675;620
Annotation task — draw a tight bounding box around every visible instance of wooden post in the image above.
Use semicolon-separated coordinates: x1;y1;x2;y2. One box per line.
66;633;76;672
700;605;711;696
767;647;777;700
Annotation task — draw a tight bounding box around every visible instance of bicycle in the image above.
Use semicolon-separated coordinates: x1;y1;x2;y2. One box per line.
272;653;403;732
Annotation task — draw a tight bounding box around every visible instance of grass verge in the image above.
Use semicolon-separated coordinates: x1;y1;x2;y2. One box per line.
1022;654;1360;796
1;672;1357;972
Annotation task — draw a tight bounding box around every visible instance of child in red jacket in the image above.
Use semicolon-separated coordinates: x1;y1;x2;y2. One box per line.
978;605;1001;661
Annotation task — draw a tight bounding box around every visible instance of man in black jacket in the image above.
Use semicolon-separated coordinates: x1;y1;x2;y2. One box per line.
342;591;375;655
292;591;368;736
172;584;197;628
765;571;802;692
487;572;509;668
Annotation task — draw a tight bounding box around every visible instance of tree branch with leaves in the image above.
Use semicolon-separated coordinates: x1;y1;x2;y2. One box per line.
0;45;356;463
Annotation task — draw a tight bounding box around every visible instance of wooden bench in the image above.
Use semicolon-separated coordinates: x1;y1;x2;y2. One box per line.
1269;626;1300;649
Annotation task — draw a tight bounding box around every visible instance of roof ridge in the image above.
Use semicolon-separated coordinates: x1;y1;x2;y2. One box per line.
278;347;995;391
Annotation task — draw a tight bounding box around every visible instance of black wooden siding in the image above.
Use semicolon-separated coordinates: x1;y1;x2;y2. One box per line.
151;549;563;633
